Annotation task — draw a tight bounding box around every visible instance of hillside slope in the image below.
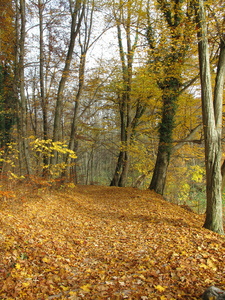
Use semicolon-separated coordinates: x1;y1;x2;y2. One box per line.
0;185;224;299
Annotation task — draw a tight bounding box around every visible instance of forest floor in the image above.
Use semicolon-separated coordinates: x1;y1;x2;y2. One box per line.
0;184;225;300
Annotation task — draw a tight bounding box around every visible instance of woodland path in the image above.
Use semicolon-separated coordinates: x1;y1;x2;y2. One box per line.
0;185;224;299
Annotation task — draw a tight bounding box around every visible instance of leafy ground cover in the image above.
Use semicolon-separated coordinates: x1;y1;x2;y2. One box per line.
0;184;225;299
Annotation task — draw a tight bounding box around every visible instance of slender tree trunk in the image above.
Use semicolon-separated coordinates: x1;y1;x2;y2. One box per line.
62;54;85;177
111;98;145;187
110;94;126;186
38;0;48;174
63;1;94;177
195;0;225;234
110;0;141;186
51;0;85;166
19;0;32;175
13;0;23;175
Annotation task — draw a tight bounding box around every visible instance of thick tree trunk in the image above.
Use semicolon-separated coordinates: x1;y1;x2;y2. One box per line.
118;151;129;187
149;76;179;194
150;148;169;195
203;135;223;232
110;150;124;186
195;0;225;234
148;0;189;195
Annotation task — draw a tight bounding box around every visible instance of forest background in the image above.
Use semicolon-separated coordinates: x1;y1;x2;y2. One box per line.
0;0;225;232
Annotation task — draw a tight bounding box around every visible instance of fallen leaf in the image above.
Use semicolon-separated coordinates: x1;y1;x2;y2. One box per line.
81;284;91;292
207;259;217;271
155;285;165;292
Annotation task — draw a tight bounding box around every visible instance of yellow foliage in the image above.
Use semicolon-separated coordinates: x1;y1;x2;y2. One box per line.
189;165;204;183
30;138;77;177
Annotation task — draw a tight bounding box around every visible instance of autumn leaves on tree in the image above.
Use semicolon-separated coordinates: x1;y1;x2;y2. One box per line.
0;0;225;233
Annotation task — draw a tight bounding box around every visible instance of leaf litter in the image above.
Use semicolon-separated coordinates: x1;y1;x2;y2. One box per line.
0;185;225;299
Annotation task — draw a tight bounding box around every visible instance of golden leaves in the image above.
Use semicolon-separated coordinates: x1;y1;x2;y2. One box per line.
0;185;224;299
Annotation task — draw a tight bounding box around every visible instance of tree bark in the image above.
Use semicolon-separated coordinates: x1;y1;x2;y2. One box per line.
150;147;170;195
195;0;225;234
110;150;124;186
150;76;179;195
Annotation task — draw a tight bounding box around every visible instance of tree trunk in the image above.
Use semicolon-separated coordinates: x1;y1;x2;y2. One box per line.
19;0;33;176
13;0;23;175
111;99;145;187
118;150;129;187
110;150;124;186
150;148;170;195
149;76;179;195
110;0;142;187
63;1;94;176
148;0;189;195
62;54;85;177
110;93;126;186
195;0;225;234
38;0;48;175
51;0;85;166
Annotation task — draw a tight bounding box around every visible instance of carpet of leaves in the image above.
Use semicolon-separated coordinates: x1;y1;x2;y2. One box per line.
0;184;225;300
